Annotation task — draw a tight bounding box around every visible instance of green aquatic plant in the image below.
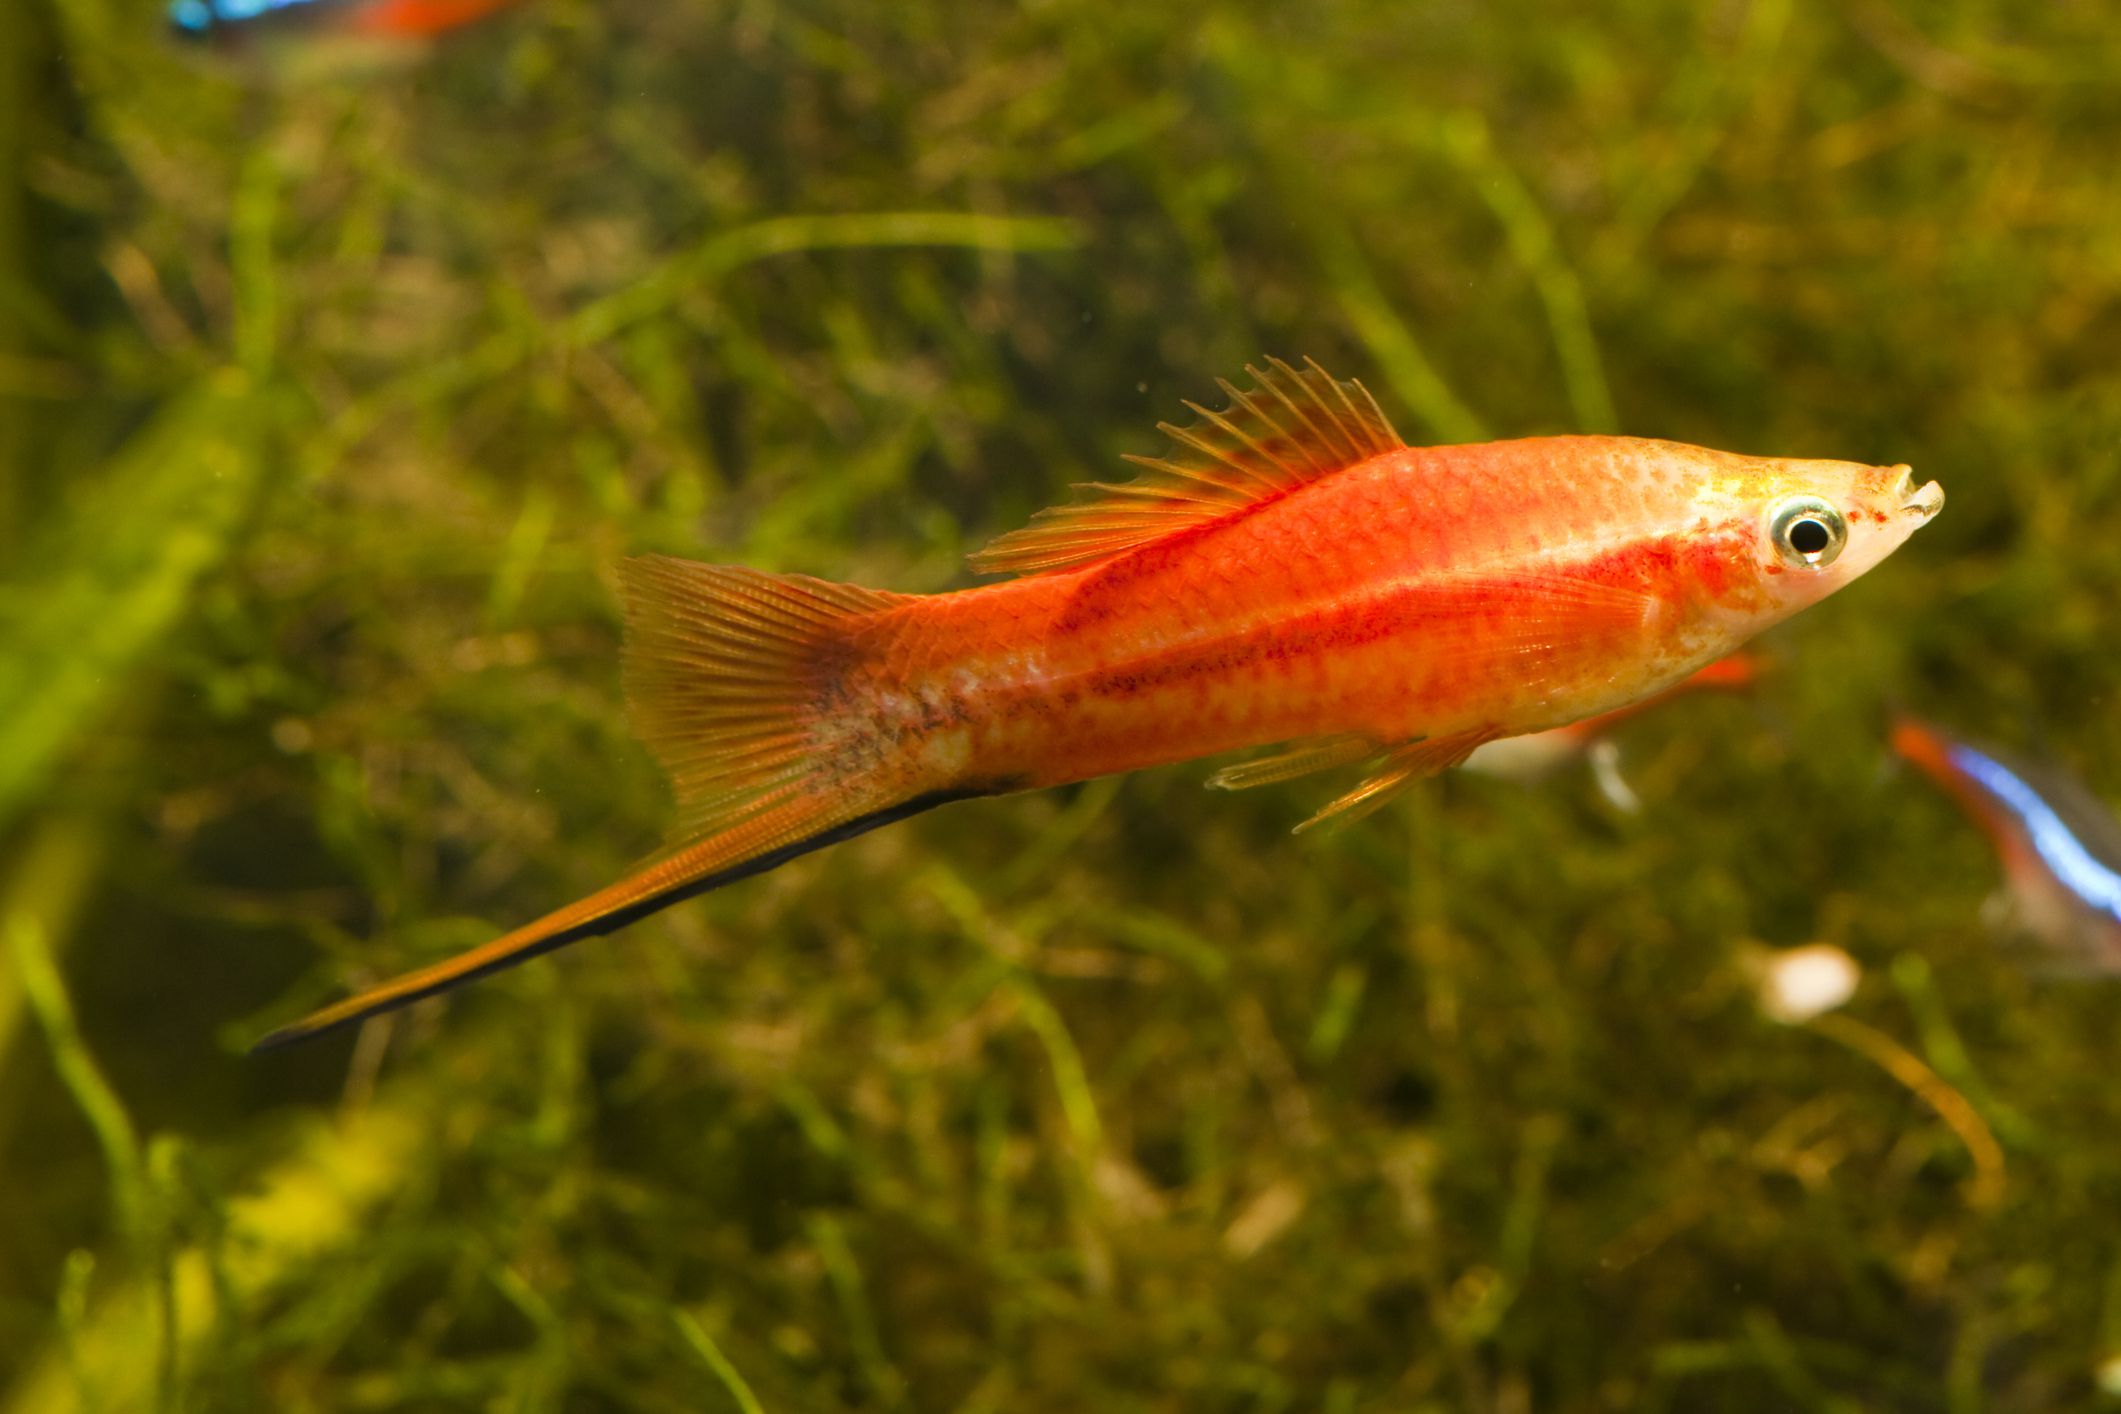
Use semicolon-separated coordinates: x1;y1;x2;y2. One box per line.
6;0;2121;1408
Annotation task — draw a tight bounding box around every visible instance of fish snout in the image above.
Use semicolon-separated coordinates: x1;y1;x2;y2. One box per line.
1889;465;1945;522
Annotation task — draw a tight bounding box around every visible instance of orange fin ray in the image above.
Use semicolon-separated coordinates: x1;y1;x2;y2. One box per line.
1205;734;1380;792
1292;727;1502;834
968;357;1402;577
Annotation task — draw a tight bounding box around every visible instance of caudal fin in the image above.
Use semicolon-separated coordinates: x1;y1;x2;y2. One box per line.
253;555;939;1052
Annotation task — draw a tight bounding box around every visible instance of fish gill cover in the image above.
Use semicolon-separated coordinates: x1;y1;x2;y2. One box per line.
2;1;2120;1410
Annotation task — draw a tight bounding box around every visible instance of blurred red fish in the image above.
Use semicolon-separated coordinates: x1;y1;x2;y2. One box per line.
256;359;1942;1050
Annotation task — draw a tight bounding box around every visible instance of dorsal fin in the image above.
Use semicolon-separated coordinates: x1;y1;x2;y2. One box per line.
968;357;1404;577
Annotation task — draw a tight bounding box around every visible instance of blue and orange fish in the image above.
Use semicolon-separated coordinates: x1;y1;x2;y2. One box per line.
168;0;520;47
1893;716;2121;970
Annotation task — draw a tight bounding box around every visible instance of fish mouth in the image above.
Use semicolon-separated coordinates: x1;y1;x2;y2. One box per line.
1890;466;1945;522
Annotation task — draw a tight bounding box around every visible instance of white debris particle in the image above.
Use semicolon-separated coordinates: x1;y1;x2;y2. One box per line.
1758;943;1860;1024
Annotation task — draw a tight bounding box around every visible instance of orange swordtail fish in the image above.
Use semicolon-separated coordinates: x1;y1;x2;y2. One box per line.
254;359;1944;1050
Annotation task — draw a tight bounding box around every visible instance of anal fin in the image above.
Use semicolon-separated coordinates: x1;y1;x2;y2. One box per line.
1292;726;1500;834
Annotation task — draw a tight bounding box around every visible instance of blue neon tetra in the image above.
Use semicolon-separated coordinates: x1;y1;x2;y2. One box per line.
169;0;518;46
1894;716;2121;971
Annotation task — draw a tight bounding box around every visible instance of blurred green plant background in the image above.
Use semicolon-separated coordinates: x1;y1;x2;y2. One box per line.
5;0;2121;1408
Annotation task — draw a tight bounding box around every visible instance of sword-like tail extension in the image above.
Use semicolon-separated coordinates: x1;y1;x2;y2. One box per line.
253;554;949;1052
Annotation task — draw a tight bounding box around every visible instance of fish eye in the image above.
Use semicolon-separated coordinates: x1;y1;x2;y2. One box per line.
1767;495;1848;569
